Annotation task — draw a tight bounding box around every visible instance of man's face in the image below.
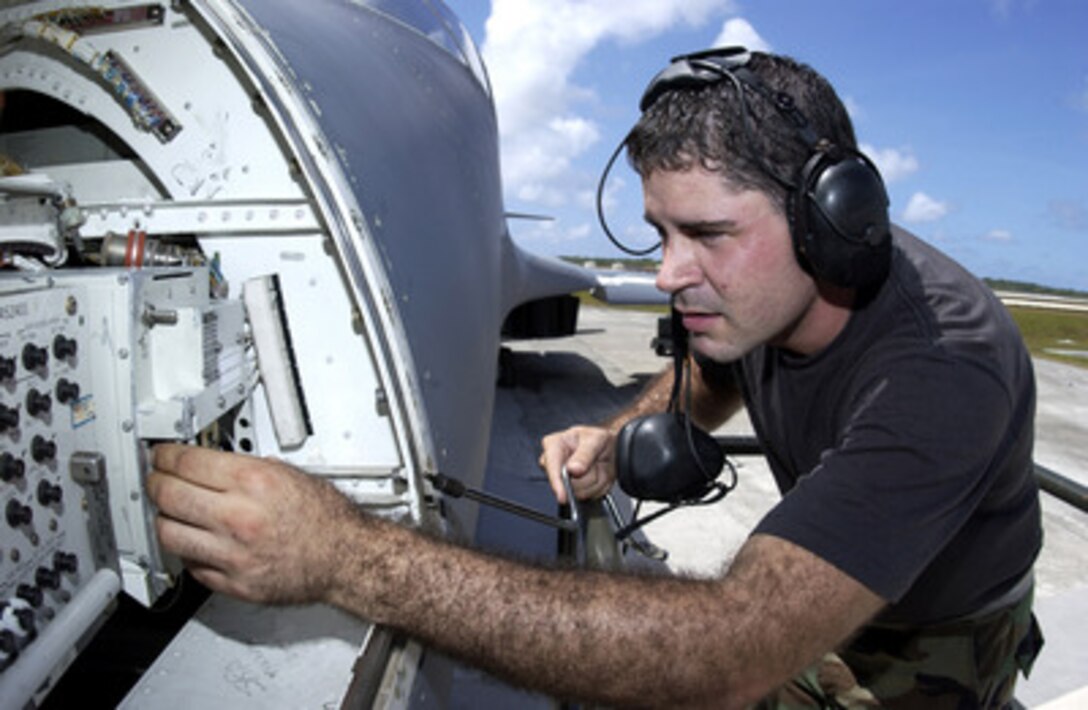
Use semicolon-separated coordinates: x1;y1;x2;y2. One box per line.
644;166;820;362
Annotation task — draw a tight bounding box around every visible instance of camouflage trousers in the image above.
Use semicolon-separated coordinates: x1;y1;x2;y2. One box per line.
755;589;1044;709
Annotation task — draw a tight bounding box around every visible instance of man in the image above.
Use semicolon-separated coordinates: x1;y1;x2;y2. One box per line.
149;49;1042;707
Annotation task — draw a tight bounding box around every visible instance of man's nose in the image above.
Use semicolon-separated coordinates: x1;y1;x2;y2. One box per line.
655;238;700;294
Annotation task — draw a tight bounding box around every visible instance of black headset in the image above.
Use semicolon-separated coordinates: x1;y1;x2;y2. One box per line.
604;46;892;290
612;307;736;541
609;49;894;538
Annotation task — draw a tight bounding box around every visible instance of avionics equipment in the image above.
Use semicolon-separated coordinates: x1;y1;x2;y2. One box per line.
0;266;251;704
0;1;595;706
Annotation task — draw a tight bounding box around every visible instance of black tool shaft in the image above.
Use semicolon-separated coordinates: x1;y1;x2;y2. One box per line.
427;473;577;532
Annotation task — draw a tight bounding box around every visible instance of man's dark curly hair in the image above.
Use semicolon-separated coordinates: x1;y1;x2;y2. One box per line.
625;52;857;216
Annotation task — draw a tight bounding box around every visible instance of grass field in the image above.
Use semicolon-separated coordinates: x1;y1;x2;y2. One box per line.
1007;306;1088;370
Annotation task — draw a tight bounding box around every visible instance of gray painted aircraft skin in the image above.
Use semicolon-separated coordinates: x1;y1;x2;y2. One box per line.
0;0;595;705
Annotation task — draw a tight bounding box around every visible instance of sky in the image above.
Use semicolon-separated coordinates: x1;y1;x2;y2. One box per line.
445;0;1088;292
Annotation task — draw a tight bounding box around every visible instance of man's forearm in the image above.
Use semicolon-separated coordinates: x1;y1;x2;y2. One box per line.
603;360;741;434
327;513;882;708
331;512;754;707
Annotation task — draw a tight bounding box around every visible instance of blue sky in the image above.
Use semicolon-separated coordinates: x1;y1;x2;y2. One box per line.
447;0;1088;291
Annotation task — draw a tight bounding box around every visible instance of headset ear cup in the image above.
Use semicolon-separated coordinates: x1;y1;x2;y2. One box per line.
792;149;892;289
615;413;723;502
789;152;822;280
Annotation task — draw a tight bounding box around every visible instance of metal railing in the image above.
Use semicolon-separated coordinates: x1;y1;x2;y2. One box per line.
1035;462;1088;513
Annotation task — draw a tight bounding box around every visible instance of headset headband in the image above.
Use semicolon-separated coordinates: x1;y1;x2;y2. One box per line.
639;47;751;111
639;46;821;152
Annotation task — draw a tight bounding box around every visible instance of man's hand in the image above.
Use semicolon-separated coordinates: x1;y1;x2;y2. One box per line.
539;425;616;503
147;443;360;605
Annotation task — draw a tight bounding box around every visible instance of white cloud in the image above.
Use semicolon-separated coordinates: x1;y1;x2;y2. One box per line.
516;182;568;207
483;0;735;205
983;229;1013;242
860;143;919;183
510;217;597;249
509;115;602;206
585;172;627;213
711;18;771;51
902;192;949;223
549;115;599;150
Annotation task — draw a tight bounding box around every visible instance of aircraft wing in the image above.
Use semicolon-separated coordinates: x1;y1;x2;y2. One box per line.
589;270;668;306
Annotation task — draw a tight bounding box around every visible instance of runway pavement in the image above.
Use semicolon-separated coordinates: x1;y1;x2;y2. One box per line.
452;305;1088;707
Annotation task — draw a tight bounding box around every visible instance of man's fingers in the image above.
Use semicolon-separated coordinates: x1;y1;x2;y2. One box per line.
547;469;568;505
146;445;344;606
573;467;615;501
148;469;238;533
578;471;611;501
544;441;595;503
151;443;239;490
540;433;573;503
185;564;255;602
539;427;615;504
570;429;610;472
155;512;236;571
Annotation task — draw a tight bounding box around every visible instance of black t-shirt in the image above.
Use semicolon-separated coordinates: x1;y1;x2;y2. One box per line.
732;227;1041;625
